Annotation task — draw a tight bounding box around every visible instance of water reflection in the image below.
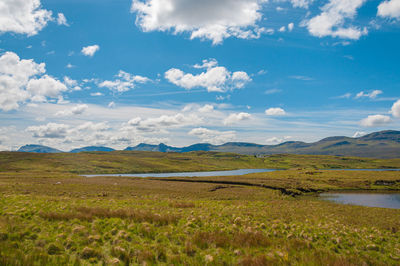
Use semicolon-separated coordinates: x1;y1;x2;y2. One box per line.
321;193;400;209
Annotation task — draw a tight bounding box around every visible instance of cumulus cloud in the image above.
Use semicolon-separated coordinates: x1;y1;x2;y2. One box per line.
360;114;391;127
27;75;67;102
355;90;382;99
288;22;294;32
0;51;68;111
391;99;400;118
265;136;291;145
223;112;251;125
378;0;400;19
188;127;236;144
306;0;368;40
131;0;268;45
352;131;366;138
0;0;53;36
81;45;100;57
165;59;251;92
125;113;199;133
55;104;88;116
27;123;70;138
99;70;150;92
63;76;81;91
198;104;214;113
290;0;314;8
265;107;286;116
57;13;69;26
75;121;109;132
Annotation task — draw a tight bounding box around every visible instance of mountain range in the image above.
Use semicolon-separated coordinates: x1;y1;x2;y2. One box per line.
15;130;400;158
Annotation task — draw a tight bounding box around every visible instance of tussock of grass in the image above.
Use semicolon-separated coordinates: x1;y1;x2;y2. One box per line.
39;207;180;225
192;231;272;249
1;155;400;265
169;201;195;208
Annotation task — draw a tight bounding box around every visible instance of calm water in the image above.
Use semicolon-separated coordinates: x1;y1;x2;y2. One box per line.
84;168;277;178
321;193;400;209
84;168;400;178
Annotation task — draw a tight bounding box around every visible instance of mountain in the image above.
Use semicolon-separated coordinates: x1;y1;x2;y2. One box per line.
17;144;62;153
124;130;400;158
15;130;400;158
359;130;400;142
70;146;115;153
125;143;181;152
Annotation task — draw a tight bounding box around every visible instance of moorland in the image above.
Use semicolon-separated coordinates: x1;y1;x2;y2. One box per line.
0;151;400;265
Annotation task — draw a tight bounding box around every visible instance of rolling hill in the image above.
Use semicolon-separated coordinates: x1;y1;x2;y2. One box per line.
16;130;400;158
70;146;115;153
17;144;62;153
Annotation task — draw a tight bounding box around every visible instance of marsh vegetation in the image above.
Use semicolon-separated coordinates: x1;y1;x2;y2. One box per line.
0;151;399;265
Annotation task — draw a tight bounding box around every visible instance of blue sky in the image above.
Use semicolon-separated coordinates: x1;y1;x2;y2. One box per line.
0;0;400;150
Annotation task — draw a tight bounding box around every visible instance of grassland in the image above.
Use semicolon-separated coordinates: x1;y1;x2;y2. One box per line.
0;152;399;265
1;151;400;175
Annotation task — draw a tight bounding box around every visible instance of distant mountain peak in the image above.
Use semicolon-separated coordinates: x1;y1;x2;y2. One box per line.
70;146;115;153
18;144;62;153
14;130;400;158
359;130;400;142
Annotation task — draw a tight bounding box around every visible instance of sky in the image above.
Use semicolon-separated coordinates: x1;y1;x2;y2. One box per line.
0;0;400;151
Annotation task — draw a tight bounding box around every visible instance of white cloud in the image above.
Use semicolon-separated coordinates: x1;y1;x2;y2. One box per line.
265;136;291;145
279;26;286;32
290;75;314;81
355;90;382;99
27;123;70;138
57;13;69;26
27;75;67;102
188;127;236;145
81;45;100;57
223;112;251;125
198;104;214;113
90;92;103;96
0;0;53;36
99;70;150;92
194;59;218;69
288;22;294;32
55;104;88;116
131;0;268;45
360;114;391;127
63;76;81;91
75;121;109;132
336;92;352;99
352;131;366;138
0;51;67;111
378;0;400;19
108;101;116;108
257;69;267;75
391;99;400;118
306;0;368;40
165;59;251;92
290;0;314;9
125;113;199;133
74;121;110;131
265;107;286;116
66;63;75;69
264;88;281;95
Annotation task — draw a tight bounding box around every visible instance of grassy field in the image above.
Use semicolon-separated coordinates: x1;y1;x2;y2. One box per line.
1;151;400;175
0;152;399;265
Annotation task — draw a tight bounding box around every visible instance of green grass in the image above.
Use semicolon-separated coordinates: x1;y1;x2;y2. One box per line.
0;152;399;265
1;151;400;175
